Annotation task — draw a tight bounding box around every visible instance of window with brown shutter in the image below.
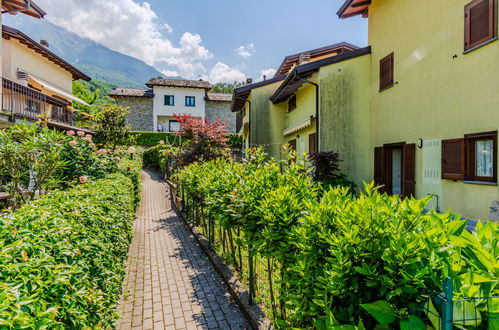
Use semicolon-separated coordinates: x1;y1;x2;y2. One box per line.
374;146;386;191
442;138;466;180
403;144;416;198
464;0;498;51
379;53;394;91
288;95;297;112
465;131;497;182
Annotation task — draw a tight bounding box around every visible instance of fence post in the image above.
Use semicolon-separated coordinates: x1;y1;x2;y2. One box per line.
442;277;454;330
249;244;254;306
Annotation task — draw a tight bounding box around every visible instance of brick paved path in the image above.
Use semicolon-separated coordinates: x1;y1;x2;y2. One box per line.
116;170;250;330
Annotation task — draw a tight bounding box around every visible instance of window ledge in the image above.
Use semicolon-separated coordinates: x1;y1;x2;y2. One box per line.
379;84;395;92
463;37;498;54
463;180;498;186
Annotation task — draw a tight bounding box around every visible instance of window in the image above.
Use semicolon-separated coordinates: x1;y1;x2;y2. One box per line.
169;120;181;132
185;96;195;107
442;131;497;183
288;95;297;112
379;53;394;91
164;95;174;106
308;133;317;155
464;0;497;52
25;99;40;113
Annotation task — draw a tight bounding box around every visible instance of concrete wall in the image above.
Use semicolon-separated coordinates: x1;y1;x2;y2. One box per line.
206;100;237;133
367;0;499;219
114;97;154;132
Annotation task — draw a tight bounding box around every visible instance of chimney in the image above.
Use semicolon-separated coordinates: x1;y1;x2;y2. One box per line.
246;78;253;85
263;75;267;81
40;40;49;48
299;52;311;65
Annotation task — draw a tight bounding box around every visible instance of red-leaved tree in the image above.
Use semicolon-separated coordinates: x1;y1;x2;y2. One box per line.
174;113;229;165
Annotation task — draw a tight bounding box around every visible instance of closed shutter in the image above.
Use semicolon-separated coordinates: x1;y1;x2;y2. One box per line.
379;53;394;90
308;133;317;155
374;147;386;191
236;113;243;133
442;138;465;180
465;0;497;50
403;144;416;198
289;139;297;152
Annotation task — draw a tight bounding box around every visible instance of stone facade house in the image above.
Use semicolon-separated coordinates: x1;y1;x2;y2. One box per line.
109;79;236;133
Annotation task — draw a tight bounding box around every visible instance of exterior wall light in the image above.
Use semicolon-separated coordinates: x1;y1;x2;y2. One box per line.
417;138;424;149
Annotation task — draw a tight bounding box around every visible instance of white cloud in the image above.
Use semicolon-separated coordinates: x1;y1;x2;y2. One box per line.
236;43;255;58
161;70;179;77
208;62;246;83
162;23;173;33
259;68;277;81
36;0;212;78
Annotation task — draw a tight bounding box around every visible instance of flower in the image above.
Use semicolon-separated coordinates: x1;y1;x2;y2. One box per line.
96;149;107;155
84;136;92;142
77;131;85;137
69;140;77;146
85;134;92;138
79;176;88;184
159;140;165;145
127;166;131;172
66;130;75;135
127;146;136;154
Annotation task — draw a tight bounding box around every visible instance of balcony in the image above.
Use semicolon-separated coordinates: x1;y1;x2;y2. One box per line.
1;78;81;130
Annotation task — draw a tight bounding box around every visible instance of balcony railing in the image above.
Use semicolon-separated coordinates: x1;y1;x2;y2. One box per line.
1;78;74;127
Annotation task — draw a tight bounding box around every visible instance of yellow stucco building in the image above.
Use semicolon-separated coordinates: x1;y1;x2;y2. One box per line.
234;0;499;220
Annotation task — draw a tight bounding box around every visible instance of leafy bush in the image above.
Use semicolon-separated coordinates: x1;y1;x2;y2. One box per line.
93;105;133;148
0;124;67;208
174;150;499;329
142;145;166;171
0;173;136;328
309;151;356;193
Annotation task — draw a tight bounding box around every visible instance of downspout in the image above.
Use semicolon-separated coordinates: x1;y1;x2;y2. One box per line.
294;71;319;153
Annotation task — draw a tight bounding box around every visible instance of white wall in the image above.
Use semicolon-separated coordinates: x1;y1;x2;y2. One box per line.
152;86;206;131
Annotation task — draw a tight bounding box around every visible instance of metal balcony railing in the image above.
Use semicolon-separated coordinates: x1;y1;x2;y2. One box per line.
1;78;74;126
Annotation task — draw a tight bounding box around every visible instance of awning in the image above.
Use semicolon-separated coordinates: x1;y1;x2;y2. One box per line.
282;116;315;136
21;70;90;106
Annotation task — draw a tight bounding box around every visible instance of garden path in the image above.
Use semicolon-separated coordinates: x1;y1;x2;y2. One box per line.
116;170;250;330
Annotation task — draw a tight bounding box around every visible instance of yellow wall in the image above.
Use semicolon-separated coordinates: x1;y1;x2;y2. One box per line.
319;54;372;189
2;37;73;91
367;0;499;219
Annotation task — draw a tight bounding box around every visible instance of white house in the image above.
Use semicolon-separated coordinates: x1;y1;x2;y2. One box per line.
146;78;211;132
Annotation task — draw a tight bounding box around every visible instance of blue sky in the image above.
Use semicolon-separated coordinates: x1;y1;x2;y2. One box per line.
35;0;367;83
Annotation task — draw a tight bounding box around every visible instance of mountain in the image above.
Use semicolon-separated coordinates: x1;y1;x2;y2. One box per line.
3;15;164;88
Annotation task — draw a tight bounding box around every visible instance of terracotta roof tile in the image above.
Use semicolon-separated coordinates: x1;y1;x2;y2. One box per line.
146;78;212;90
205;93;232;102
109;88;154;98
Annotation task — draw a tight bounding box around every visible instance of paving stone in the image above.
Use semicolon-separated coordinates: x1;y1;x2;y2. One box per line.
116;170;250;329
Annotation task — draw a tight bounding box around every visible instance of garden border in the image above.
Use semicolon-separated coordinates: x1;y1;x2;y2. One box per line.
166;180;273;330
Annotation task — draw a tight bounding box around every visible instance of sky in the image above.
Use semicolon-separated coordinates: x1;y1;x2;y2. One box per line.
34;0;367;83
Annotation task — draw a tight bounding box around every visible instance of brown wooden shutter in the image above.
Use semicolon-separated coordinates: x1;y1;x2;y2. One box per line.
374;147;386;191
379;53;394;90
288;95;297;112
403;144;416;198
236;112;243;133
442;138;465;180
465;0;497;51
308;133;317;155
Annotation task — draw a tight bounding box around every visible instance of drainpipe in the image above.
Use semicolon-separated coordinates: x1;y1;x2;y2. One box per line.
294;71;319;153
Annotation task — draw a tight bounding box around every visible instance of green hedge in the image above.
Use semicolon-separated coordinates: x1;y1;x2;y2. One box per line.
0;173;136;328
131;131;242;149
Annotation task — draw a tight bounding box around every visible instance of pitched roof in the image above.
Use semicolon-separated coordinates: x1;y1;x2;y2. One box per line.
2;0;46;19
230;75;287;112
337;0;371;19
109;88;154;98
205;93;232;102
274;42;359;77
270;46;371;104
146;78;212;90
2;25;91;81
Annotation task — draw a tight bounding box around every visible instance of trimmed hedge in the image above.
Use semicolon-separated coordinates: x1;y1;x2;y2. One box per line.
131;131;242;149
142;145;165;171
0;173;136;328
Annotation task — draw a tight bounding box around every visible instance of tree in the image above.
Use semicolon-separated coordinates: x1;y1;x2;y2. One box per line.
210;82;243;94
93;105;132;148
0;124;67;208
174;113;229;166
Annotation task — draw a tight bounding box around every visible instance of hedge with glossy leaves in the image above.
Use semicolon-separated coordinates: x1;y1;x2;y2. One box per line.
0;173;136;328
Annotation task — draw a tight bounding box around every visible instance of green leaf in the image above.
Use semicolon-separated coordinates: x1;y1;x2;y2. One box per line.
360;300;397;325
400;315;426;330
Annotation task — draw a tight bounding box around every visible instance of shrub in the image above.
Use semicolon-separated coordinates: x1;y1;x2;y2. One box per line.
143;145;166;170
93;105;133;148
0;124;67;208
175;151;499;329
0;173;136;328
309;151;356;193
